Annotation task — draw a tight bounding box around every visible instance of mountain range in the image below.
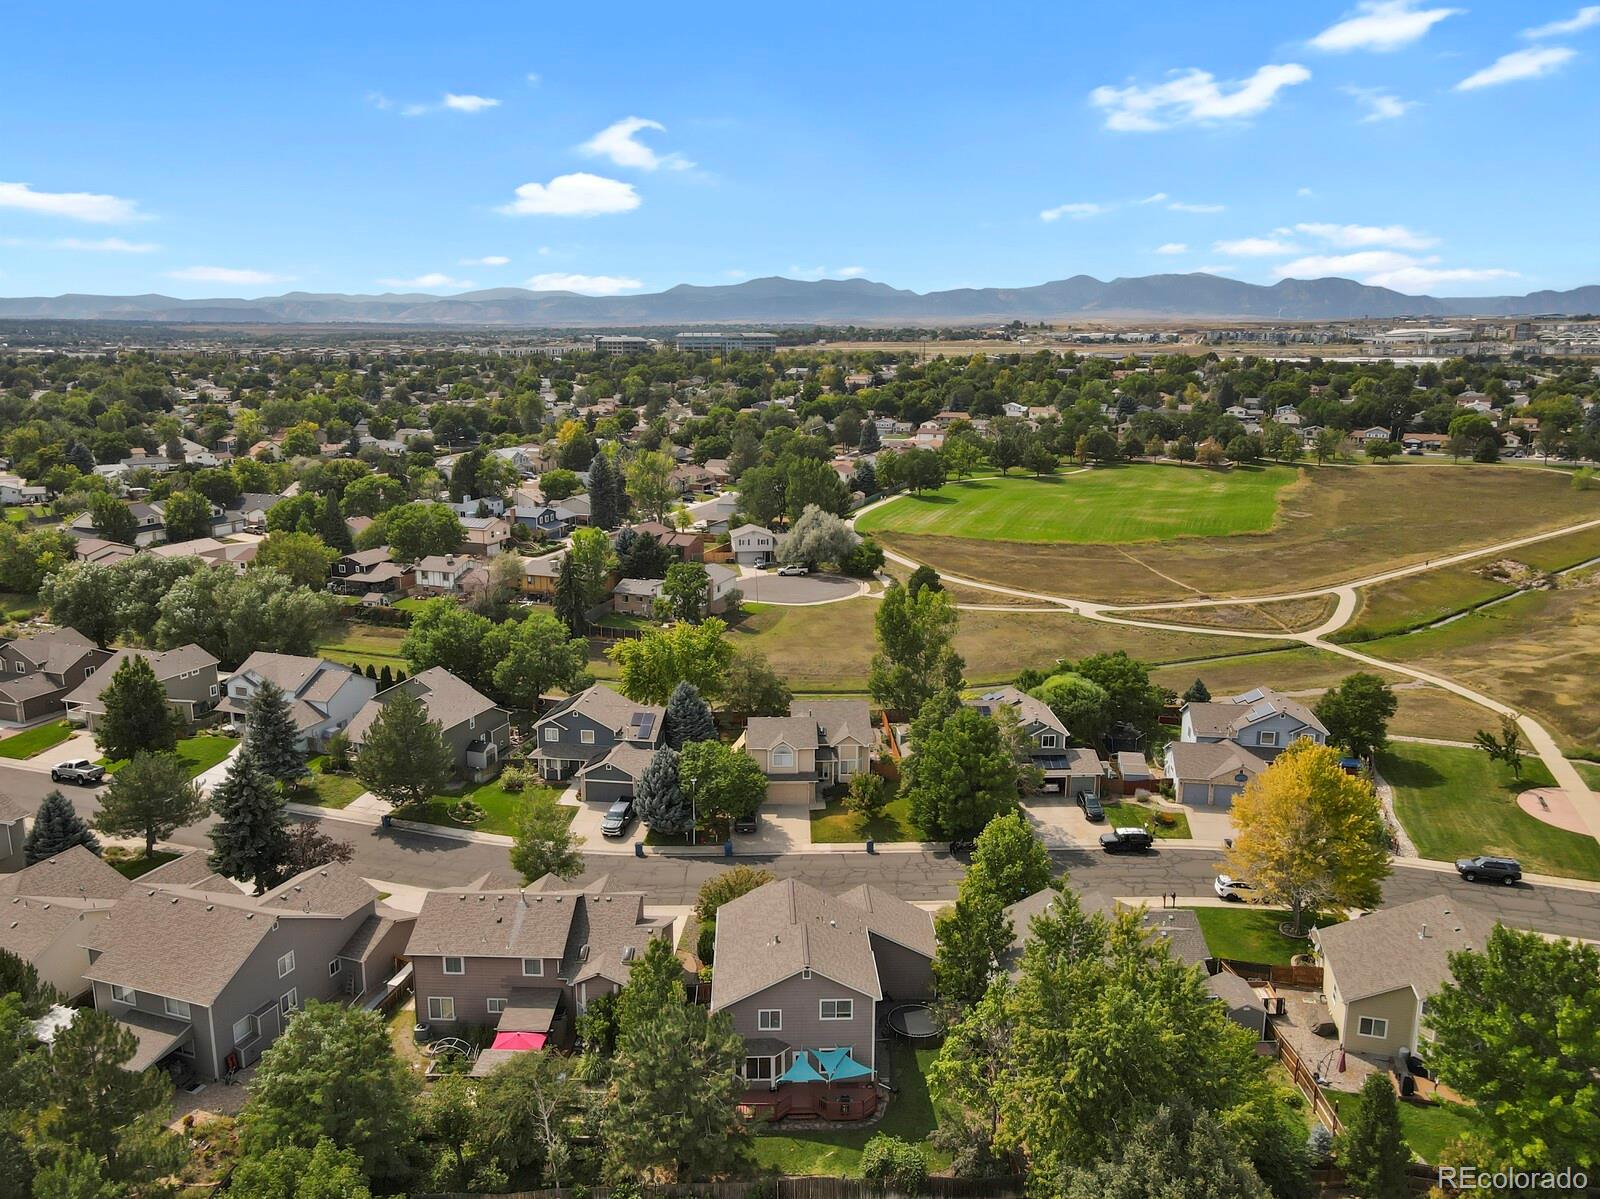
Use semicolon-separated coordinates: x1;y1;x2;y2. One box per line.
0;274;1596;327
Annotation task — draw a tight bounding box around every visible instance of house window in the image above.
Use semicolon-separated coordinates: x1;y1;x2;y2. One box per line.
1039;734;1058;749
280;989;299;1015
443;956;465;975
1358;1016;1388;1039
801;968;812;981
522;959;544;977
820;999;854;1021
164;997;191;1020
487;997;508;1015
544;727;558;741
743;1056;776;1081
771;746;795;769
277;950;296;978
210;684;219;697
758;1009;782;1031
469;716;476;730
328;959;342;977
110;984;135;1004
580;729;595;745
1258;730;1279;747
428;996;456;1021
232;1014;257;1044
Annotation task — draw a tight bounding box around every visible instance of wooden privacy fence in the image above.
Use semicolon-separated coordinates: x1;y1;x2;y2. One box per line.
1272;1025;1343;1136
1219;958;1323;989
420;1178;1026;1199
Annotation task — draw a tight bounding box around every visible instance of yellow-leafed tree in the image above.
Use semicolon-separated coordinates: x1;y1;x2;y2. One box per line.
1224;738;1389;935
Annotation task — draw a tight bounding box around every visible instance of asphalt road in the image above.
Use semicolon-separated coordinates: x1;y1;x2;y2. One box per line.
10;762;1593;942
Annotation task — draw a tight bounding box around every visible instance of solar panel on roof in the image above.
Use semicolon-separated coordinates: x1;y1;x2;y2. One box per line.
631;712;657;739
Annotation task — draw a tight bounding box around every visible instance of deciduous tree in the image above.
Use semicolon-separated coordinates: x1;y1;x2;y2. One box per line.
719;651;791;717
776;504;859;567
94;653;180;762
1314;672;1397;762
609;619;734;705
903;704;1018;841
254;531;339;588
94;751;204;857
679;739;766;828
510;800;585;884
868;582;964;713
1335;1073;1409;1199
354;687;454;811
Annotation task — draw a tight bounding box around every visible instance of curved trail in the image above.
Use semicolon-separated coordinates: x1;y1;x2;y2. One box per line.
852;494;1600;844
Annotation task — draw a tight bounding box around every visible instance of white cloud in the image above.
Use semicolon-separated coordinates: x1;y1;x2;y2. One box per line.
1139;192;1169;204
1168;200;1226;213
525;72;542;84
1344;86;1417;121
460;255;510;266
1155;242;1189;254
1456;46;1577;89
1040;202;1108;221
724;269;748;279
1297;186;1315;197
378;272;476;290
1194;264;1239;275
1090;63;1310;131
580;116;693;171
1215;236;1300;256
1293;221;1438;249
1272;249;1518;291
498;173;641;217
1311;1;1461;52
167;266;290;285
836;266;869;278
527;272;643;295
442;93;500;113
0;181;145;223
1523;6;1600;37
56;237;158;253
365;91;393;110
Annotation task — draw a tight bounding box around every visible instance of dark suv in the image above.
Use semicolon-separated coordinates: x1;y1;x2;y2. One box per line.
1076;791;1104;822
1099;827;1154;853
1455;855;1521;885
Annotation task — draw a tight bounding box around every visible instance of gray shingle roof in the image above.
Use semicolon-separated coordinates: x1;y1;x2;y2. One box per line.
536;683;663;741
792;699;874;750
835;884;935;958
1312;895;1493;1004
743;715;819;753
1165;740;1269;784
710;879;885;1010
346;667;503;744
1184;687;1328;740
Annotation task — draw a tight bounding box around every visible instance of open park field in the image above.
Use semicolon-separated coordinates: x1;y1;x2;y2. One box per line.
867;464;1600;604
1118;594;1338;633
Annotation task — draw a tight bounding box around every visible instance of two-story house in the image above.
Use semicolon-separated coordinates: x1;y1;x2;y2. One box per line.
406;875;673;1061
347;667;511;782
967;687;1108;797
0;627;111;726
531;683;666;803
61;645;221;732
83;857;413;1079
413;554;481;595
0;845;129;998
520;550;565;601
711;879;934;1120
330;547;414;598
218;653;377;750
1164;686;1329;808
737;700;874;810
729;524;778;566
458;515;514;559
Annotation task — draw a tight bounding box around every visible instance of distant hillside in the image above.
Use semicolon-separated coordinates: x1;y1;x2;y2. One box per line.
0;274;1595;326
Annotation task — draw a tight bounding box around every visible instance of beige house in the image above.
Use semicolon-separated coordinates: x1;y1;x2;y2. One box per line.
1311;895;1493;1063
737;699;873;810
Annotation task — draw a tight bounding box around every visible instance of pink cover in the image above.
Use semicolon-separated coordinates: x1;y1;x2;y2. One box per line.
491;1031;548;1051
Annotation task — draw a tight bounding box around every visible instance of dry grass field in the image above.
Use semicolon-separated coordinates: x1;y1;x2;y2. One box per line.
872;464;1600;604
1116;594;1339;633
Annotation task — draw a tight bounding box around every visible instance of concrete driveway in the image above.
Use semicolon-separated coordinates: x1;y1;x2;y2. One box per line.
735;572;863;605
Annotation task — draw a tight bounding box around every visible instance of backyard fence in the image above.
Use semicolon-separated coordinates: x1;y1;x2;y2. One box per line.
418;1179;1026;1199
1218;959;1323;989
1270;1023;1343;1136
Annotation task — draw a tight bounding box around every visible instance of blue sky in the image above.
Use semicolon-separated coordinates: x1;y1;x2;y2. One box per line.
2;1;1596;300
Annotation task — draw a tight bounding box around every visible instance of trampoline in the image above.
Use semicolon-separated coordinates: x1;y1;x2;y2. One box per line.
886;1003;944;1044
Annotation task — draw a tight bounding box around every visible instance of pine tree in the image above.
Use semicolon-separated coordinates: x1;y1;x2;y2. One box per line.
588;451;619;530
1183;678;1211;703
553;553;587;635
365;663;377;680
1336;1072;1410;1199
353;686;454;810
858;419;881;453
634;747;692;836
208;741;292;893
25;790;100;863
246;679;309;783
663;680;716;750
94;654;180;763
318;493;353;552
377;664;393;689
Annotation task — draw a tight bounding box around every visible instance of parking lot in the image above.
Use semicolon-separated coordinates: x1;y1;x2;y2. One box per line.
735;571;865;605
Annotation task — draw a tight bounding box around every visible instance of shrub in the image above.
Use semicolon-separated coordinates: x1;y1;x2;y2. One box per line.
696;918;717;965
839;537;886;578
694;864;775;922
861;1134;929;1191
499;764;530;792
323;731;352;772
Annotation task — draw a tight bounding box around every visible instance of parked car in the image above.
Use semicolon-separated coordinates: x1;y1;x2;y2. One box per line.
733;812;759;834
1455;855;1522;885
51;759;105;785
777;564;809;577
1099;827;1154;853
1405;446;1424;456
600;799;636;838
1076;791;1104;821
1213;874;1255;901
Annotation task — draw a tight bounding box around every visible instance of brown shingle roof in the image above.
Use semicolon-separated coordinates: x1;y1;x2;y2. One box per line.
710;879;883;1010
836;884;935;958
1312;895;1493;1004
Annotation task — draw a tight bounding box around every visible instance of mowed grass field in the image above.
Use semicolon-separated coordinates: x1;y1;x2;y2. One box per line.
869;464;1600;604
857;465;1298;543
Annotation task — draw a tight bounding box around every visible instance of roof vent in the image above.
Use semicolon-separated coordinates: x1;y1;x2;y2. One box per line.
1418;923;1429;939
206;905;214;912
579;944;590;961
622;946;635;961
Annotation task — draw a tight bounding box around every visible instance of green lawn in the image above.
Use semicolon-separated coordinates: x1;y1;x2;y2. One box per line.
1102;800;1191;839
394;776;569;836
0;592;44;622
316;621;409;672
1379;743;1600;880
1574;761;1600;791
288;755;366;809
1186;906;1331;966
1327;1091;1475;1164
0;719;75;760
752;1043;951;1177
809;787;928;844
855;464;1298;544
101;733;238;779
103;848;179;879
1337;567;1512;642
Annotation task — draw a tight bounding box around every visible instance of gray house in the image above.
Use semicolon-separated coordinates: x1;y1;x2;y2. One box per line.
82;858;413;1079
0;845;128;998
711;879;933;1096
531;683;665;803
0;627;111;726
967;687;1108;796
406;874;673;1066
347;667;511;782
0;793;28;874
1165;686;1328;809
61;645;221;731
218;652;377;750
